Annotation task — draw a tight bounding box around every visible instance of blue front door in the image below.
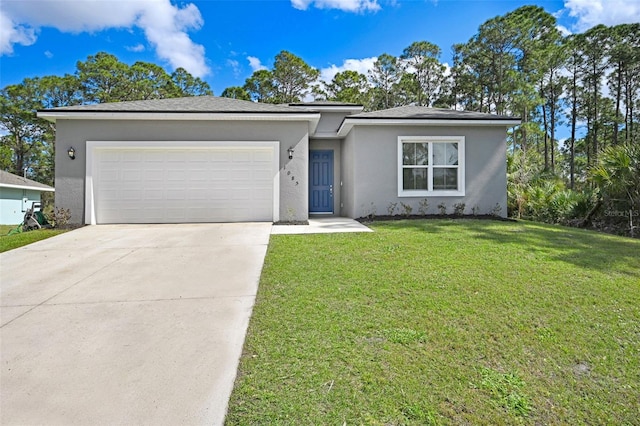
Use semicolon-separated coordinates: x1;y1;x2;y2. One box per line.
309;150;334;213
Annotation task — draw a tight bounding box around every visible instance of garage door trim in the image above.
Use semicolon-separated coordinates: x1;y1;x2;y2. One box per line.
85;140;280;224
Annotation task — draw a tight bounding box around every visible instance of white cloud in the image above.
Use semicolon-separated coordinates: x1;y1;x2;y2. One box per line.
320;57;378;83
557;25;572;36
442;62;451;78
0;10;37;54
126;43;146;52
247;56;267;72
0;0;210;77
227;59;241;77
44;50;53;58
291;0;380;13
563;0;640;31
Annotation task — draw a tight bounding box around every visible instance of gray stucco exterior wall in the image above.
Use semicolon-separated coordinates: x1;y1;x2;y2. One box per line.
340;130;357;218
54;119;310;224
343;125;508;218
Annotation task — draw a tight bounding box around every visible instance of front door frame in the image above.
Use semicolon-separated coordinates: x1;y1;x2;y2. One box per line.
309;149;334;214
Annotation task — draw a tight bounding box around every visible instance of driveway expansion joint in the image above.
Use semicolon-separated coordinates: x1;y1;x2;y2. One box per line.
0;248;139;328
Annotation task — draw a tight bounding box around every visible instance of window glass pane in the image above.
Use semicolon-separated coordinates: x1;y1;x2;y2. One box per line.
415;143;428;165
433;142;459;165
446;143;458;165
403;168;427;190
403;143;428;165
402;143;415;165
432;143;445;165
433;168;458;190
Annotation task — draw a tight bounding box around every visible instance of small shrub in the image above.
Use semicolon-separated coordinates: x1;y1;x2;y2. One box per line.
418;199;429;215
453;202;466;216
471;205;480;215
366;202;377;219
45;206;72;228
437;202;447;215
490;203;503;217
400;202;413;217
387;202;398;216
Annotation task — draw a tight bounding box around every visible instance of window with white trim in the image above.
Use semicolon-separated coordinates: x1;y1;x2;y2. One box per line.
398;136;465;197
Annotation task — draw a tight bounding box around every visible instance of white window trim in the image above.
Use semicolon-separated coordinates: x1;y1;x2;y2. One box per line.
397;136;465;197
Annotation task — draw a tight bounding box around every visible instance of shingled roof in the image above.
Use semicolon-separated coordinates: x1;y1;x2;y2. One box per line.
288;101;363;107
38;96;317;114
0;170;55;191
347;105;518;121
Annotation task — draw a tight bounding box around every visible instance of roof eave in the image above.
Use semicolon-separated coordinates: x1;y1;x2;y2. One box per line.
0;183;55;192
289;105;365;113
337;118;522;137
37;110;320;122
37;110;321;137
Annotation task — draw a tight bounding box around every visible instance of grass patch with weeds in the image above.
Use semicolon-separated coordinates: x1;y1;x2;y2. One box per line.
478;367;532;418
226;219;640;425
0;224;67;253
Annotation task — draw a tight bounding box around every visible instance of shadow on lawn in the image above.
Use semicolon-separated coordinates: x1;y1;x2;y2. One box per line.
371;219;640;278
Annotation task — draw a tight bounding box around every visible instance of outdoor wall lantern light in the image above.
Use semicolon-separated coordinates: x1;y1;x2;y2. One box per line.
288;147;294;160
67;146;76;160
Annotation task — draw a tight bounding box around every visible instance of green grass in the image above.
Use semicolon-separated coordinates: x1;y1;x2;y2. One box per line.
0;224;67;253
226;219;640;425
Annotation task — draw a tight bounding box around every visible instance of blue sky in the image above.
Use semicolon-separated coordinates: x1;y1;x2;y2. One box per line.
1;0;639;96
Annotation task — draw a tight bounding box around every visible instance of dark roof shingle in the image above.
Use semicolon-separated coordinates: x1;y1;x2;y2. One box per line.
348;105;519;121
39;96;316;114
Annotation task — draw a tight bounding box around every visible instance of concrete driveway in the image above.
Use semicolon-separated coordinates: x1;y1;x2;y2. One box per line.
0;223;271;426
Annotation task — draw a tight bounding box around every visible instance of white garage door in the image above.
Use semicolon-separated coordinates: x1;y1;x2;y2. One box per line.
90;143;277;224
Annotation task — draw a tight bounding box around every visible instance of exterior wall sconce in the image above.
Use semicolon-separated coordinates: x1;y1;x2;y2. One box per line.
67;147;76;160
287;147;294;160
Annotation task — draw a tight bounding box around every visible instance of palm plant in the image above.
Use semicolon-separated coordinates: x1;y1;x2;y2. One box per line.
589;143;640;236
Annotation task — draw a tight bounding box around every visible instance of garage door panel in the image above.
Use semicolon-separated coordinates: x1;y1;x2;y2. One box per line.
120;190;142;200
232;151;252;161
100;190;120;201
254;170;272;180
211;151;231;162
93;145;275;224
144;189;163;200
233;189;251;200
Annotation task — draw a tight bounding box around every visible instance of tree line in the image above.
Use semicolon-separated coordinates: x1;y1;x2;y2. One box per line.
217;5;640;236
0;52;212;186
1;5;638;235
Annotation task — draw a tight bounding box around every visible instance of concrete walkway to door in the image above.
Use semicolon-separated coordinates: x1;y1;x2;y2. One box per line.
271;217;373;234
0;223;271;426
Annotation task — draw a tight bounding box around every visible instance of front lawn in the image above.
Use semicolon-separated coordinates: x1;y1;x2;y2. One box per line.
226;219;640;425
0;225;68;253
